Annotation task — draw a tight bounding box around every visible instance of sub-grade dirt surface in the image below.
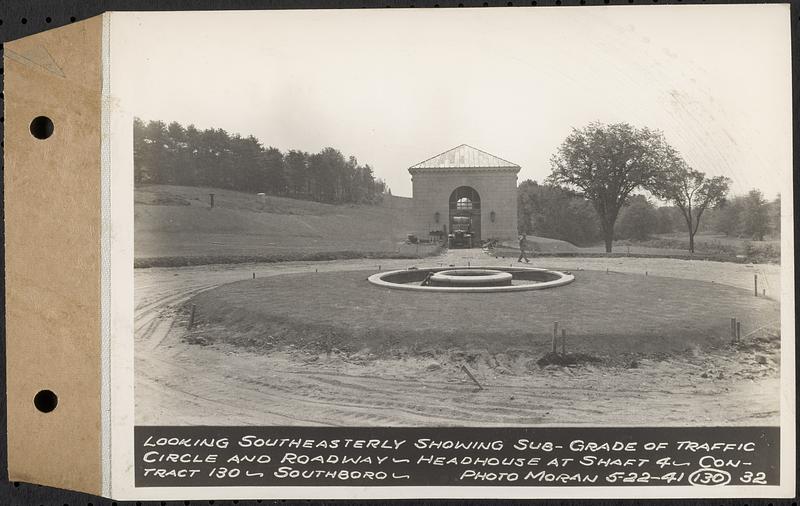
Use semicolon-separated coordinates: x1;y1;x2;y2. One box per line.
135;251;783;426
186;270;777;359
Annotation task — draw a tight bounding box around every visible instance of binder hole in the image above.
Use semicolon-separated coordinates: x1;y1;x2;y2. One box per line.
30;116;54;139
34;389;58;412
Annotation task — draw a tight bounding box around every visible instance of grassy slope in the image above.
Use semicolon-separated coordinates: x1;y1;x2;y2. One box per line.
136;184;771;265
135;185;420;261
135;184;580;265
495;233;780;263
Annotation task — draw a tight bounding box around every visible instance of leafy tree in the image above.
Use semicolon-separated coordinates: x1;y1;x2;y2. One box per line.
770;194;781;238
517;180;601;246
133;117;149;183
308;148;347;203
261;147;286;194
654;206;681;235
713;195;744;237
651;161;730;253
616;195;659;241
548;122;673;252
742;189;770;241
132;118;386;205
285;149;309;195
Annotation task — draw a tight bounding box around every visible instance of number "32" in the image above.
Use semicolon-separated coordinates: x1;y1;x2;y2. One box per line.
740;472;767;484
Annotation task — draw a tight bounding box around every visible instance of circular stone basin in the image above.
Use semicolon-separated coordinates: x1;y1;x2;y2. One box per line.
368;266;575;293
430;269;512;287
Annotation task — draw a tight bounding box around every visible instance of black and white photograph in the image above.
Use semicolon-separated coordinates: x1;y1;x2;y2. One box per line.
125;6;791;428
98;5;794;499
2;3;796;501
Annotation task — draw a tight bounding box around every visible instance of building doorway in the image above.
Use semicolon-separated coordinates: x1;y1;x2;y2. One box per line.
448;186;481;247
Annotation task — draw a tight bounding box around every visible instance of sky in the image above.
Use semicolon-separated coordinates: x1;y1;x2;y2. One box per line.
111;5;791;199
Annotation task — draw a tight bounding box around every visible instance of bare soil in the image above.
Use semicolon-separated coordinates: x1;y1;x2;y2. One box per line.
135;251;782;426
186;269;777;362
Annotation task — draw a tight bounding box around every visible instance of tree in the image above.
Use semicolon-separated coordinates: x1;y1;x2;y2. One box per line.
517;180;601;246
770;194;781;238
713;195;744;236
651;161;730;253
132;118;385;205
284;150;309;196
548;122;673;252
261;147;286;194
616;195;660;241
308;148;346;202
654;206;681;235
133;117;148;183
742;189;770;241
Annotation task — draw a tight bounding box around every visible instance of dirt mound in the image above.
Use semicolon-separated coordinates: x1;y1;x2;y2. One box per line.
534;351;602;367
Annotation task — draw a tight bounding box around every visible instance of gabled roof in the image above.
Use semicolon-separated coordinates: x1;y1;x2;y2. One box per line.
409;144;520;170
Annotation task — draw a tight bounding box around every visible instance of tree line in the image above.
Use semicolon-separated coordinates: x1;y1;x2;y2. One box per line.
519;182;778;249
133;118;389;204
520;122;779;251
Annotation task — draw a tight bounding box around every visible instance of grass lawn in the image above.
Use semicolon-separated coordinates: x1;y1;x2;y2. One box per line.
135;184;427;265
187;269;778;362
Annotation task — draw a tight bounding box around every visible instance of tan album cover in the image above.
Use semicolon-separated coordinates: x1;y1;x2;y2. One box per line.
4;6;795;500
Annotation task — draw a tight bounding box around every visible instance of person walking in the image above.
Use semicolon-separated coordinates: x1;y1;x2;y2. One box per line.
518;233;530;263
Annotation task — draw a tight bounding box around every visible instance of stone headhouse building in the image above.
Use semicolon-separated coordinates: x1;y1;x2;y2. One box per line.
409;144;521;244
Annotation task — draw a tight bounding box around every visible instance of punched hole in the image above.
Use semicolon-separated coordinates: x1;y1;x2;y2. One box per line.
30;116;54;139
34;389;58;413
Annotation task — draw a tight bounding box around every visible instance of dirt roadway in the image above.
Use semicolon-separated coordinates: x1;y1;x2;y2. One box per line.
135;251;783;426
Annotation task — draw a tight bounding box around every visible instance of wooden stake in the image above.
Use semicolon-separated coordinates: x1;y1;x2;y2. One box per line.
754;274;758;297
561;328;566;355
252;272;255;279
736;321;742;342
188;304;196;329
461;365;484;391
730;317;736;342
552;322;559;353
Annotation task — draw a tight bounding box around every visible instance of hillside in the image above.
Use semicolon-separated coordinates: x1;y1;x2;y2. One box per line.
135;185;421;264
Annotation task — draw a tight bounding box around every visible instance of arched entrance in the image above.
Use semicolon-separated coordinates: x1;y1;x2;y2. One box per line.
448;186;481;247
